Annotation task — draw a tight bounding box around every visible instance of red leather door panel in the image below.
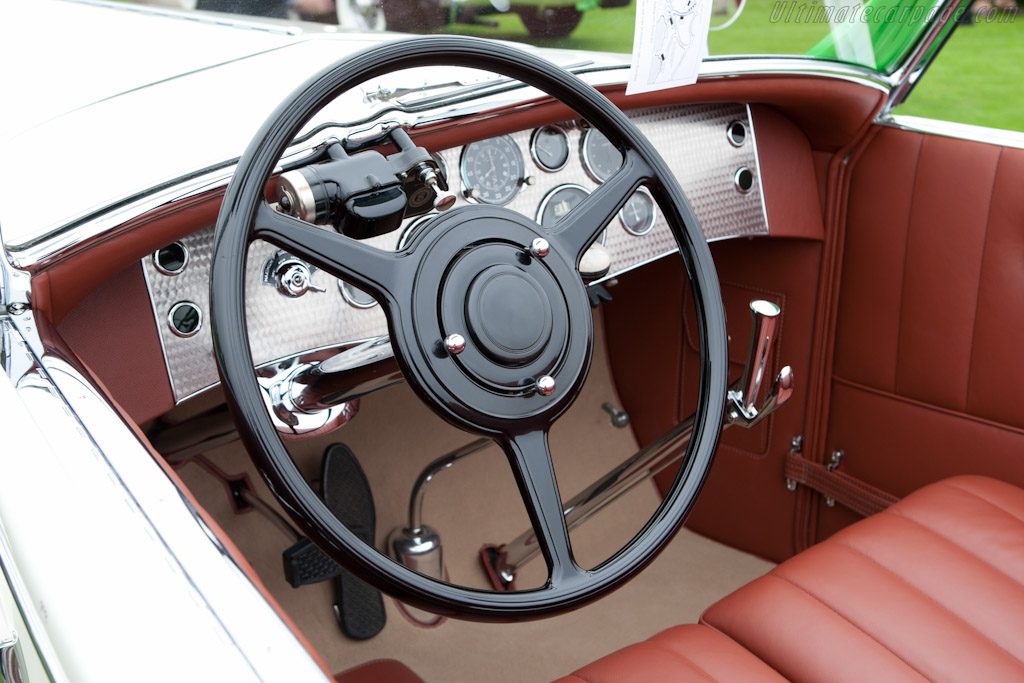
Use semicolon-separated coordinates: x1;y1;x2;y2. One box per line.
822;125;1024;540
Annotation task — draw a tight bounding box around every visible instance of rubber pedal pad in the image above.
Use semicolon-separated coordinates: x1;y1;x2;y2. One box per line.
322;443;387;640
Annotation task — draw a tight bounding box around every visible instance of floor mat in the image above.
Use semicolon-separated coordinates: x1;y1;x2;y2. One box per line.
176;315;774;682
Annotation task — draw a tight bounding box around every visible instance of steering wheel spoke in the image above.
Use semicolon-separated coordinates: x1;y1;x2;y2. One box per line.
499;430;583;586
254;201;405;303
547;149;652;262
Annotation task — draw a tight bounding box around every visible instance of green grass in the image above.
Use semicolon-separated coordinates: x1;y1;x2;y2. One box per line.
444;0;1024;131
895;11;1024;131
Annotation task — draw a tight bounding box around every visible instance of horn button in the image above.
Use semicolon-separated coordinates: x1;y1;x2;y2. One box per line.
466;266;552;365
436;236;572;393
407;208;592;420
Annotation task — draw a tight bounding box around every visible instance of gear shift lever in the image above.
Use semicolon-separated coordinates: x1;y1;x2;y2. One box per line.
729;300;781;422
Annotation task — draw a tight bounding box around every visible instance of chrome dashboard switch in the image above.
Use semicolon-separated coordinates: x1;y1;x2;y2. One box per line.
262;251;326;298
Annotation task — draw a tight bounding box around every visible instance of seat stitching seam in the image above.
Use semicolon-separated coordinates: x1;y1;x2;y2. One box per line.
831;539;1024;667
965;146;1004;412
886;508;1024;590
893;132;924;395
646;640;718;682
765;573;931;680
699;621;787;681
942;480;1024;525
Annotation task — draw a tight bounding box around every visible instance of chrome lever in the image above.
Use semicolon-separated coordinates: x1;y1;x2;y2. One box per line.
727;299;781;422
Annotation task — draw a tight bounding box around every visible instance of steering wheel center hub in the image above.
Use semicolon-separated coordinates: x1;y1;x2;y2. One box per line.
466;266;553;365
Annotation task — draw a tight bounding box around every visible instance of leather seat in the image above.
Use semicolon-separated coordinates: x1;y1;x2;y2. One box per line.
557;475;1024;682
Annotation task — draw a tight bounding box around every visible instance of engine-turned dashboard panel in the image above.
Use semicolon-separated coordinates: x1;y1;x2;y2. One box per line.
144;102;767;402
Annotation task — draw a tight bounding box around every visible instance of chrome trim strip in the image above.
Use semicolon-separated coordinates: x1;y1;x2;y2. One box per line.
879;114;1024;151
746;103;772;235
141;259;180;398
0;506;65;682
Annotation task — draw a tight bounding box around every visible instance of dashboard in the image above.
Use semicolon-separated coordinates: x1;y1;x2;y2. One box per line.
142;102;768;403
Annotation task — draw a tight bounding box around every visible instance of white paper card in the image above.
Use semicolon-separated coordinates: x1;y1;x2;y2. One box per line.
626;0;713;95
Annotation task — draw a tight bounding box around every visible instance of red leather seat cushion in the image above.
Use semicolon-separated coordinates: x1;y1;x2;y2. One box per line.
557;476;1024;682
334;659;423;683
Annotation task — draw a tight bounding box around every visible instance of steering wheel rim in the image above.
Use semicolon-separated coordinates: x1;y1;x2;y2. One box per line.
210;36;728;621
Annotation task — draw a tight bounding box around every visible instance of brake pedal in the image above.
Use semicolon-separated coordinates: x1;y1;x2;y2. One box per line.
322;443;387;640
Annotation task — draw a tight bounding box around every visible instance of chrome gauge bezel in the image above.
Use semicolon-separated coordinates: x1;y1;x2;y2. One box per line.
580;126;625;184
529;125;571;173
619;188;658;237
167;301;202;338
459;135;525;206
535;183;606;245
338;281;379;310
153;241;190;276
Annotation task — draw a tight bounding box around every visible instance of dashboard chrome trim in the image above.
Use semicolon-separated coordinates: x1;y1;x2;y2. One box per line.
144;102;766;403
3;57;889;270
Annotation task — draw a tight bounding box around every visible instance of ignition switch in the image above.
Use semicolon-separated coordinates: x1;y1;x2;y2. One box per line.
262;252;326;298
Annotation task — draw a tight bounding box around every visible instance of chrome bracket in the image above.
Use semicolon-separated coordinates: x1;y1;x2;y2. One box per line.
824;449;844;507
785;434;803;491
254;336;399;437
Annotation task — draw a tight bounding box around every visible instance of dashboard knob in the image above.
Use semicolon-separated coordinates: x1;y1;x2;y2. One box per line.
275;260;325;298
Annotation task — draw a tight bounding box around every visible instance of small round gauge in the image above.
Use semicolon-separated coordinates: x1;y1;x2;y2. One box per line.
339;281;378;309
536;184;589;229
459;135;525;205
530;125;570;172
619;188;657;236
535;184;607;245
397;213;438;250
580;127;624;183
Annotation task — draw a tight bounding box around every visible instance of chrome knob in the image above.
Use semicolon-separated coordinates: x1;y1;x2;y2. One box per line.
275;261;325;298
530;238;550;258
536;375;556;396
444;333;466;355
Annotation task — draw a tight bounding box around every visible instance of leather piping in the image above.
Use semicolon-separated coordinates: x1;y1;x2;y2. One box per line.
798;106;886;551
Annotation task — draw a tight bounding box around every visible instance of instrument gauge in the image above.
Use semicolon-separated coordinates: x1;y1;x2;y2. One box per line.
530;125;570;172
581;127;624;183
536;184;606;244
459;135;525;205
619;188;657;236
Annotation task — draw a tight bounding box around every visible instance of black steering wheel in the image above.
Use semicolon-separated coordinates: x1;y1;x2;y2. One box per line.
210;36;728;621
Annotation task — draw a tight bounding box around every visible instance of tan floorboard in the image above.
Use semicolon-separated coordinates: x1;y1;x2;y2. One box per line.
176;316;774;681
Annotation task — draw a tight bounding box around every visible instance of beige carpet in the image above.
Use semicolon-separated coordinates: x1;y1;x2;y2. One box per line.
175;314;773;682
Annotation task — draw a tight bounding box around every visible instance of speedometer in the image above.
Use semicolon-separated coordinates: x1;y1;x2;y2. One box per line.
459;135;525;206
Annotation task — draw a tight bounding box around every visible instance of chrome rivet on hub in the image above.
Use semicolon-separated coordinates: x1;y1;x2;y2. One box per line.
443;333;466;355
536;375;556;396
530;238;550;258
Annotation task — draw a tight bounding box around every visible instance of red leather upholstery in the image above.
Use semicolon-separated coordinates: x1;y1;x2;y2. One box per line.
556;476;1024;682
822;127;1024;541
334;659;423;683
